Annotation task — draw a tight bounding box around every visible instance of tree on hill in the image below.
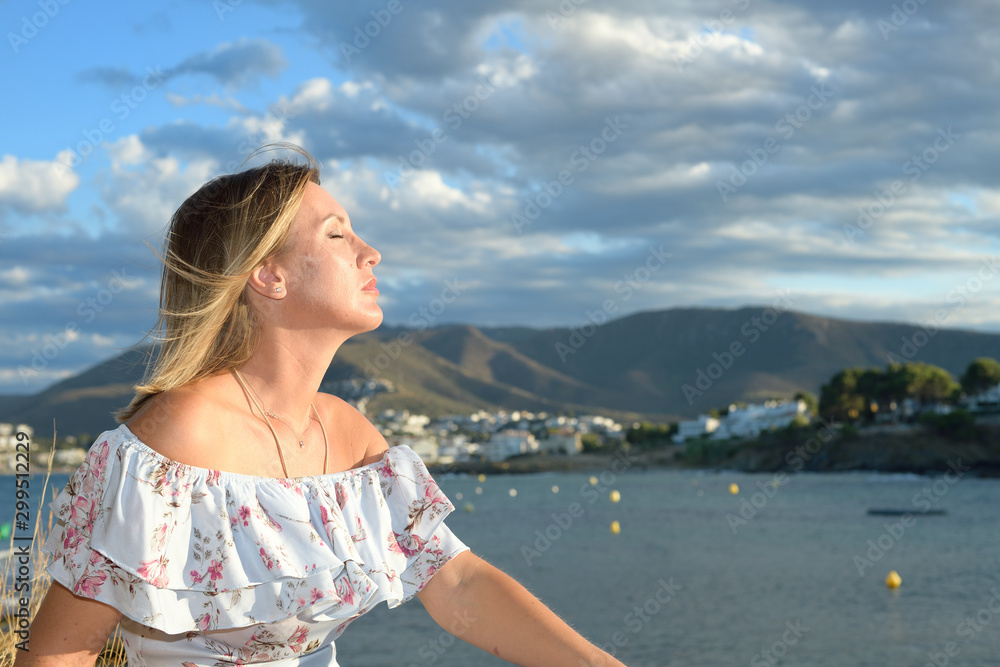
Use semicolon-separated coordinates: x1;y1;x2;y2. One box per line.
961;357;1000;396
881;363;917;404
902;362;960;404
819;368;867;421
819;362;959;421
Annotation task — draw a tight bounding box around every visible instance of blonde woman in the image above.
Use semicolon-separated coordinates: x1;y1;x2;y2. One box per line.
19;146;627;666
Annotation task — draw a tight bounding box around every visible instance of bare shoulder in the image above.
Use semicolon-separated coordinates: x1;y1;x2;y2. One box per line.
125;377;234;468
315;392;388;463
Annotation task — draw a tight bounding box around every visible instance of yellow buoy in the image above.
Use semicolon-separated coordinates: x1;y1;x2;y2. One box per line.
509;488;517;497
551;485;559;494
729;483;740;495
610;490;621;503
885;570;901;589
464;503;475;512
477;473;486;483
610;520;621;535
589;476;599;486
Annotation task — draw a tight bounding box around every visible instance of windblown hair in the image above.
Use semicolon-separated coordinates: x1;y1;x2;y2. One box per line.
115;144;320;422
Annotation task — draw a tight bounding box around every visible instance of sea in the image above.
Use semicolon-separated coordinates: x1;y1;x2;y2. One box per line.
4;463;999;666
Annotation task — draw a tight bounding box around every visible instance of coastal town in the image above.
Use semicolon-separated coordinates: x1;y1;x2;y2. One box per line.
4;356;1000;474
0;399;812;472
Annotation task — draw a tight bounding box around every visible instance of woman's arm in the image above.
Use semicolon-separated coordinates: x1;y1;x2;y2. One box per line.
14;582;122;667
417;551;627;667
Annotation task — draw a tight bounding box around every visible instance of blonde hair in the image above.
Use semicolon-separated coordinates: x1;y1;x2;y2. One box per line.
115;144;320;422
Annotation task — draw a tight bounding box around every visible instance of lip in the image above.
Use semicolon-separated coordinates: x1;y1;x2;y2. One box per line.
362;278;378;294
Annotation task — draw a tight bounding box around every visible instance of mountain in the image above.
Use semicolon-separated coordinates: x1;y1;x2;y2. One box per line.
5;307;1000;439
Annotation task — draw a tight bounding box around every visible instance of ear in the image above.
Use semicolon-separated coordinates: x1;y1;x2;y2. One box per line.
246;262;285;299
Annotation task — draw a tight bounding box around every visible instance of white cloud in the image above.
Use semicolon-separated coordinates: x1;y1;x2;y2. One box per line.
0;152;79;214
101;136;219;234
0;266;31;286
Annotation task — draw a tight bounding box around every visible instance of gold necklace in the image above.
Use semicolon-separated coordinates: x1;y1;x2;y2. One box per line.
239;370;313;447
233;369;329;477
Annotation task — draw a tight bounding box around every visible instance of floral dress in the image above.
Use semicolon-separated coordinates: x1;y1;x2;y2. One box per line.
42;424;470;665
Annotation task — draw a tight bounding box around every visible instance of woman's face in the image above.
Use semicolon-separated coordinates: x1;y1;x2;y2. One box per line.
269;181;383;335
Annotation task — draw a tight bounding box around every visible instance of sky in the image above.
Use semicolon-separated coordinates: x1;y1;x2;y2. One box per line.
2;0;999;395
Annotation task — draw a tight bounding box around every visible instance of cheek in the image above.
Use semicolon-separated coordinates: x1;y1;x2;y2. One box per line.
297;254;321;281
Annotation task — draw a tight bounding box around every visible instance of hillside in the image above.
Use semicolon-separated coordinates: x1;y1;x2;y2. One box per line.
5;307;1000;439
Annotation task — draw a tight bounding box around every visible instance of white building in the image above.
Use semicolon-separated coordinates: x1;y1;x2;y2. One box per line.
673;415;720;443
0;423;33;452
52;448;87;467
394;436;439;465
436;435;475;464
962;383;1000;412
674;400;807;443
481;429;537;462
540;431;582;455
710;400;807;440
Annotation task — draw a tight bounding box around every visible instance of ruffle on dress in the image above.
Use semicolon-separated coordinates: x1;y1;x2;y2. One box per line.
42;425;469;635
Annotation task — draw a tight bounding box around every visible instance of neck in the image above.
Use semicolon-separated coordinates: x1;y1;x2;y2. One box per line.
234;327;347;425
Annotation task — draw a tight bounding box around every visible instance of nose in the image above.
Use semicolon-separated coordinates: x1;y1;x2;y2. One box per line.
359;241;381;268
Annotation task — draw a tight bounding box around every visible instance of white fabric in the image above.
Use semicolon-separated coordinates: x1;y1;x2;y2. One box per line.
43;424;469;665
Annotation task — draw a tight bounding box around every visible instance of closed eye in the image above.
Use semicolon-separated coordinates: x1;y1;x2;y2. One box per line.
328;234;344;239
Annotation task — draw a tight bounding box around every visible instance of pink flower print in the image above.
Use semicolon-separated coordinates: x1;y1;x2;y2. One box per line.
196;613;212;631
258;503;283;532
350;516;367;543
335;483;348;509
259;547;274;570
62;526;83;552
68;495;95;528
320;504;345;541
335;577;356;605
91;440;110;475
137;557;170;587
150;522;170;551
310;588;324;604
389;530;426;557
206;469;221;486
239;505;251;526
405;484;448;531
149;462;173;495
208;559;224;581
377;459;396;480
189;569;204;584
277;478;304;496
74;570;107;598
288;625;308;650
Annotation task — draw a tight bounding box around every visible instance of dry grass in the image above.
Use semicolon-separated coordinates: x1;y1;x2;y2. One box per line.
0;436;127;666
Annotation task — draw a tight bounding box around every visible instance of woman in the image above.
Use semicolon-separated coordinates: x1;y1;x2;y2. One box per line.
20;145;627;666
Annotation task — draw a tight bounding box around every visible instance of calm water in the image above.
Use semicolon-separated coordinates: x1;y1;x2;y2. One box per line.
5;464;999;666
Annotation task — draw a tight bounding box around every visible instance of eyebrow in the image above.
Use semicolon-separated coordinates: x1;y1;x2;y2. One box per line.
320;218;354;234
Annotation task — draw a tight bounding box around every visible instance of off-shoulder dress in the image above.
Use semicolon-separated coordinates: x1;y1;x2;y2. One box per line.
42;424;470;665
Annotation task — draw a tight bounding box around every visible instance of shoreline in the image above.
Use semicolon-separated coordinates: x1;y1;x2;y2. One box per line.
9;427;1000;478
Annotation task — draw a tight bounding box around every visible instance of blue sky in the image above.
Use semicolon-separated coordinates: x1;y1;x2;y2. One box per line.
2;0;1000;394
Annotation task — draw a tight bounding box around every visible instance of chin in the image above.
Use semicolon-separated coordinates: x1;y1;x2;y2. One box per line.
363;311;384;333
354;308;384;334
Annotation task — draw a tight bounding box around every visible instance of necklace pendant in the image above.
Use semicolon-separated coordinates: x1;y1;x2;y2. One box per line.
299;440;305;448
